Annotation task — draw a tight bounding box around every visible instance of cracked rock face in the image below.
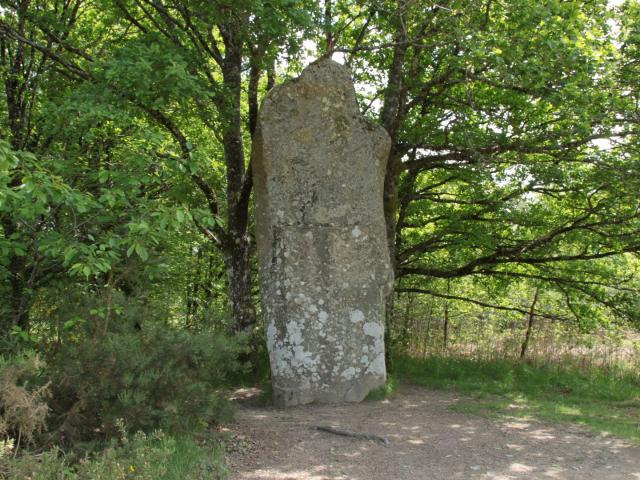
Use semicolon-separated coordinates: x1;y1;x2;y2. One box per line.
252;59;393;407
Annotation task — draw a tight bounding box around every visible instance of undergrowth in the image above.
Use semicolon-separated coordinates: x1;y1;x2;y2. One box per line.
0;324;242;479
1;425;227;479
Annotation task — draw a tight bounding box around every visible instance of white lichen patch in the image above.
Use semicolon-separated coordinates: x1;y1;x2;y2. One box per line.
366;353;385;375
287;320;303;345
341;366;360;379
318;311;329;323
350;309;365;323
351;225;362;238
266;322;277;351
269;318;321;381
291;345;314;367
363;321;384;339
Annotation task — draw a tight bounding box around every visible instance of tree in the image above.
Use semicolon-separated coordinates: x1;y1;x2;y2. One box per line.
322;0;640;330
1;0;638;348
1;0;317;333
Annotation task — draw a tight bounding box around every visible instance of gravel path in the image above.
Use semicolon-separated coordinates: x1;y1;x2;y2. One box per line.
224;386;640;480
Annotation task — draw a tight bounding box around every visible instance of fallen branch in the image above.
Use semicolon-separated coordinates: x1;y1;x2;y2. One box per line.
315;425;389;446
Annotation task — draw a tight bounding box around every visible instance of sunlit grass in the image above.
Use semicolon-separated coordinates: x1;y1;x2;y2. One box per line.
393;355;640;442
162;435;228;480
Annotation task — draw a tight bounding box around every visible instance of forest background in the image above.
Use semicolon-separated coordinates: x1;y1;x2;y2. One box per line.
0;0;639;478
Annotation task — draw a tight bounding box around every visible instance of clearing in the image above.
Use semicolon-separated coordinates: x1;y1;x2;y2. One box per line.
224;386;640;480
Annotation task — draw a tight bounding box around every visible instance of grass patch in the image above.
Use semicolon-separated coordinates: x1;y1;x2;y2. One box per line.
162;435;228;480
365;376;398;401
1;431;228;479
393;355;640;442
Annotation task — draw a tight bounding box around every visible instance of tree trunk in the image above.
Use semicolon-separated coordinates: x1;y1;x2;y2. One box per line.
384;292;395;369
7;258;29;330
219;27;257;333
2;4;32;331
443;304;449;352
247;55;261;137
442;279;451;351
323;0;334;56
1;211;30;331
520;287;540;359
224;240;255;333
380;0;409;359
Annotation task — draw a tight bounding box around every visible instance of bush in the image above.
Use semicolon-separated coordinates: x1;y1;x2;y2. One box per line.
48;325;244;445
0;354;50;454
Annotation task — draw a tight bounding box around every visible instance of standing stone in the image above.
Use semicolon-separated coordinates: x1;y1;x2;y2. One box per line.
252;59;393;407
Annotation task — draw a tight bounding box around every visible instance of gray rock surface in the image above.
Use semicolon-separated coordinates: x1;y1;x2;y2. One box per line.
252;58;393;407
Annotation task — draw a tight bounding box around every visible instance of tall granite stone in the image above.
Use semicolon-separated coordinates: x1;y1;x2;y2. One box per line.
252;59;393;407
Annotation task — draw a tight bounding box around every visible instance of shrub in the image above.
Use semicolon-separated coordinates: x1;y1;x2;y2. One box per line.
48;324;244;444
0;354;50;453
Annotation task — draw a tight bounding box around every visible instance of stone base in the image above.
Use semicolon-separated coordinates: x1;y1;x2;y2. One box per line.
272;374;386;408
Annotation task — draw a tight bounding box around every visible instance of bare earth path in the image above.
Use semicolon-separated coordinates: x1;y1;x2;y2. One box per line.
224;386;640;480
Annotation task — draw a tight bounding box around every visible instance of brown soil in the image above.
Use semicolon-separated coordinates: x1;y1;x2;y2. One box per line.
224;386;640;480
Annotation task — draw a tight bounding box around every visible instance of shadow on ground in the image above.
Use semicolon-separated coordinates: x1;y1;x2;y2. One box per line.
224;386;640;480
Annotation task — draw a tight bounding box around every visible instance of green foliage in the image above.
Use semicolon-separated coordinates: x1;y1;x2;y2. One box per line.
1;427;227;480
74;426;226;480
47;326;244;444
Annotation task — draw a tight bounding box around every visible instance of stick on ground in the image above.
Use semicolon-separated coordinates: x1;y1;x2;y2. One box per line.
315;425;389;446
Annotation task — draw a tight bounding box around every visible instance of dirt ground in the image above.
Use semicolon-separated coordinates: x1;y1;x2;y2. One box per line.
224;386;640;480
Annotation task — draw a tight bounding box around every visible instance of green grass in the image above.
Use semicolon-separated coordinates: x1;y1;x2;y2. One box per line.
393;355;640;442
365;375;398;401
162;435;228;480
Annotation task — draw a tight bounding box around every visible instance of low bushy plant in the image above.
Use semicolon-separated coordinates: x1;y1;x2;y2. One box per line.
0;354;50;454
48;324;244;444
